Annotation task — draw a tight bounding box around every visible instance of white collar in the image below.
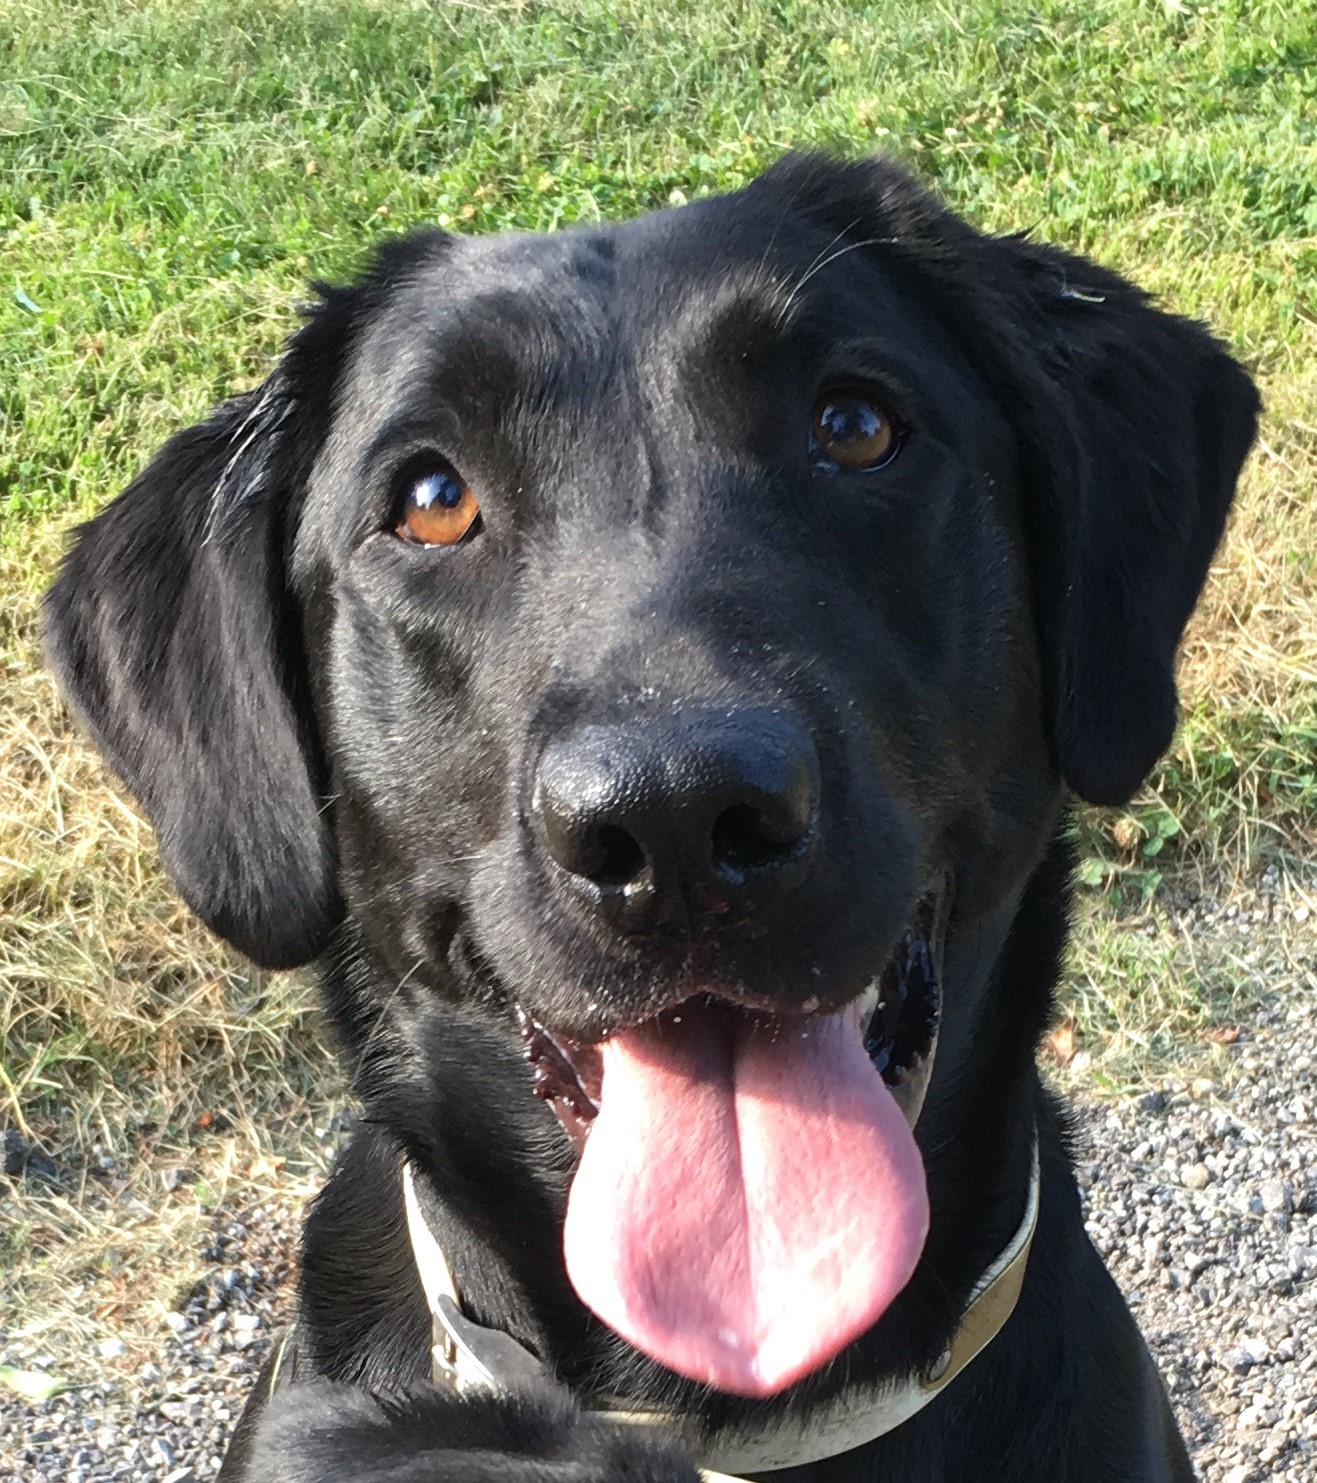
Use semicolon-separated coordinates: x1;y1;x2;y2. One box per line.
402;1136;1039;1479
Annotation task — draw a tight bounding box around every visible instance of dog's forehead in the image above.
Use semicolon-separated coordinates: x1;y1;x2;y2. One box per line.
349;195;939;392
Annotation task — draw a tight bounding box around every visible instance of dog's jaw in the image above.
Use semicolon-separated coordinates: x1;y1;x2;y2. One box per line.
501;885;948;1395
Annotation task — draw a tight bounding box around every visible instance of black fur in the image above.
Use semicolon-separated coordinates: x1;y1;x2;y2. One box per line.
46;154;1258;1481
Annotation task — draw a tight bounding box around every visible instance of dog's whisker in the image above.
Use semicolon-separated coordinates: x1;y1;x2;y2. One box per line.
791;216;863;293
784;234;902;308
348;962;424;1087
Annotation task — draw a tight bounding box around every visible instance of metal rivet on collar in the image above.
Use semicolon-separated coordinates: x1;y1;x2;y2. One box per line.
922;1347;953;1388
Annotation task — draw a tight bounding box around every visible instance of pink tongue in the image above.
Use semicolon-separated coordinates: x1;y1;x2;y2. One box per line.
562;1002;928;1397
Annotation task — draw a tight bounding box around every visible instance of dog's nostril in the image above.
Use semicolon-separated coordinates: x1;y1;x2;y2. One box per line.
711;802;803;875
534;710;819;919
535;760;652;889
582;825;647;888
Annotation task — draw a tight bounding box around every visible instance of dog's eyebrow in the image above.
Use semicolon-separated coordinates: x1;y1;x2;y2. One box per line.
671;271;804;372
355;414;457;475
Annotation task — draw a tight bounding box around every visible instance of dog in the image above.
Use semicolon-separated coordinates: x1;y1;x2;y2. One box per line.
46;153;1258;1482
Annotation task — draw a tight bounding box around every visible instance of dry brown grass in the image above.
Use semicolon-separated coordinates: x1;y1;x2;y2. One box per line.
2;526;341;1365
1057;355;1317;1084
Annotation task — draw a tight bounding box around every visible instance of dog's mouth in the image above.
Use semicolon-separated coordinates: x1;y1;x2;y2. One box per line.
512;888;948;1399
517;895;944;1150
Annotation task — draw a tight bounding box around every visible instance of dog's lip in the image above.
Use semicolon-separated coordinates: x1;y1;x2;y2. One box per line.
516;880;949;1151
515;1005;604;1148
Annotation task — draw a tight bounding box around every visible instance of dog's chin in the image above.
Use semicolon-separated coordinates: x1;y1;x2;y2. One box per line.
504;886;949;1398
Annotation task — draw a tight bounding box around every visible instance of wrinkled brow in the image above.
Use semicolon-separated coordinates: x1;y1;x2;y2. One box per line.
667;267;804;369
364;278;623;428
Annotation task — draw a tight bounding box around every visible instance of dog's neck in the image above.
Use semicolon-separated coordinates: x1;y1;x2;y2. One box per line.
401;1138;1040;1476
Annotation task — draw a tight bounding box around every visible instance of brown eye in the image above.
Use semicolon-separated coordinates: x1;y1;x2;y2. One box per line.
394;464;482;547
810;388;901;471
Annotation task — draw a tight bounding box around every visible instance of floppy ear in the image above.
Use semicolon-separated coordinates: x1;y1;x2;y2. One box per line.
990;237;1260;804
755;153;1260;806
44;314;350;969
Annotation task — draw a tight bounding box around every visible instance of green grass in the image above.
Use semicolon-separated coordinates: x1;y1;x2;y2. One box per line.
2;0;1315;1368
3;0;1316;531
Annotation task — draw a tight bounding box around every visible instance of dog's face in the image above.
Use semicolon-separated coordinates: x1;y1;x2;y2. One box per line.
301;198;1047;1032
46;156;1257;1400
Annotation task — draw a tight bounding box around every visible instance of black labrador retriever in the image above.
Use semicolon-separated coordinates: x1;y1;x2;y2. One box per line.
46;154;1258;1482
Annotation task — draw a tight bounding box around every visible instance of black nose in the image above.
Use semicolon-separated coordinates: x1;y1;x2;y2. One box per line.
532;708;819;932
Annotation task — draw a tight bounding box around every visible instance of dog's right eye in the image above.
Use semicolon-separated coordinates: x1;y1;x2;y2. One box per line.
393;464;483;547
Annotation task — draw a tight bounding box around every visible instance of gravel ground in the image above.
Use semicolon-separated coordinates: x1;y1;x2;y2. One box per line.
1;1205;297;1483
1076;984;1317;1483
5;994;1315;1482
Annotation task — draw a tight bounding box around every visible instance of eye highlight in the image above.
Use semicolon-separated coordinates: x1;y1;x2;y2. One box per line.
393;463;482;547
810;387;902;472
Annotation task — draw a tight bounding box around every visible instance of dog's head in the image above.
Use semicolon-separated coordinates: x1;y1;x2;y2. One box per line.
46;155;1257;1399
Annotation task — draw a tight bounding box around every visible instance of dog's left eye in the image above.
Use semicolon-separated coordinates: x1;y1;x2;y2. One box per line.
393;464;483;547
810;388;902;472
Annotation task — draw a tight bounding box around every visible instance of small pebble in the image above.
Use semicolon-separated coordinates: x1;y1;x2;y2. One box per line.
2;1129;29;1176
1180;1162;1212;1190
1259;1180;1293;1214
